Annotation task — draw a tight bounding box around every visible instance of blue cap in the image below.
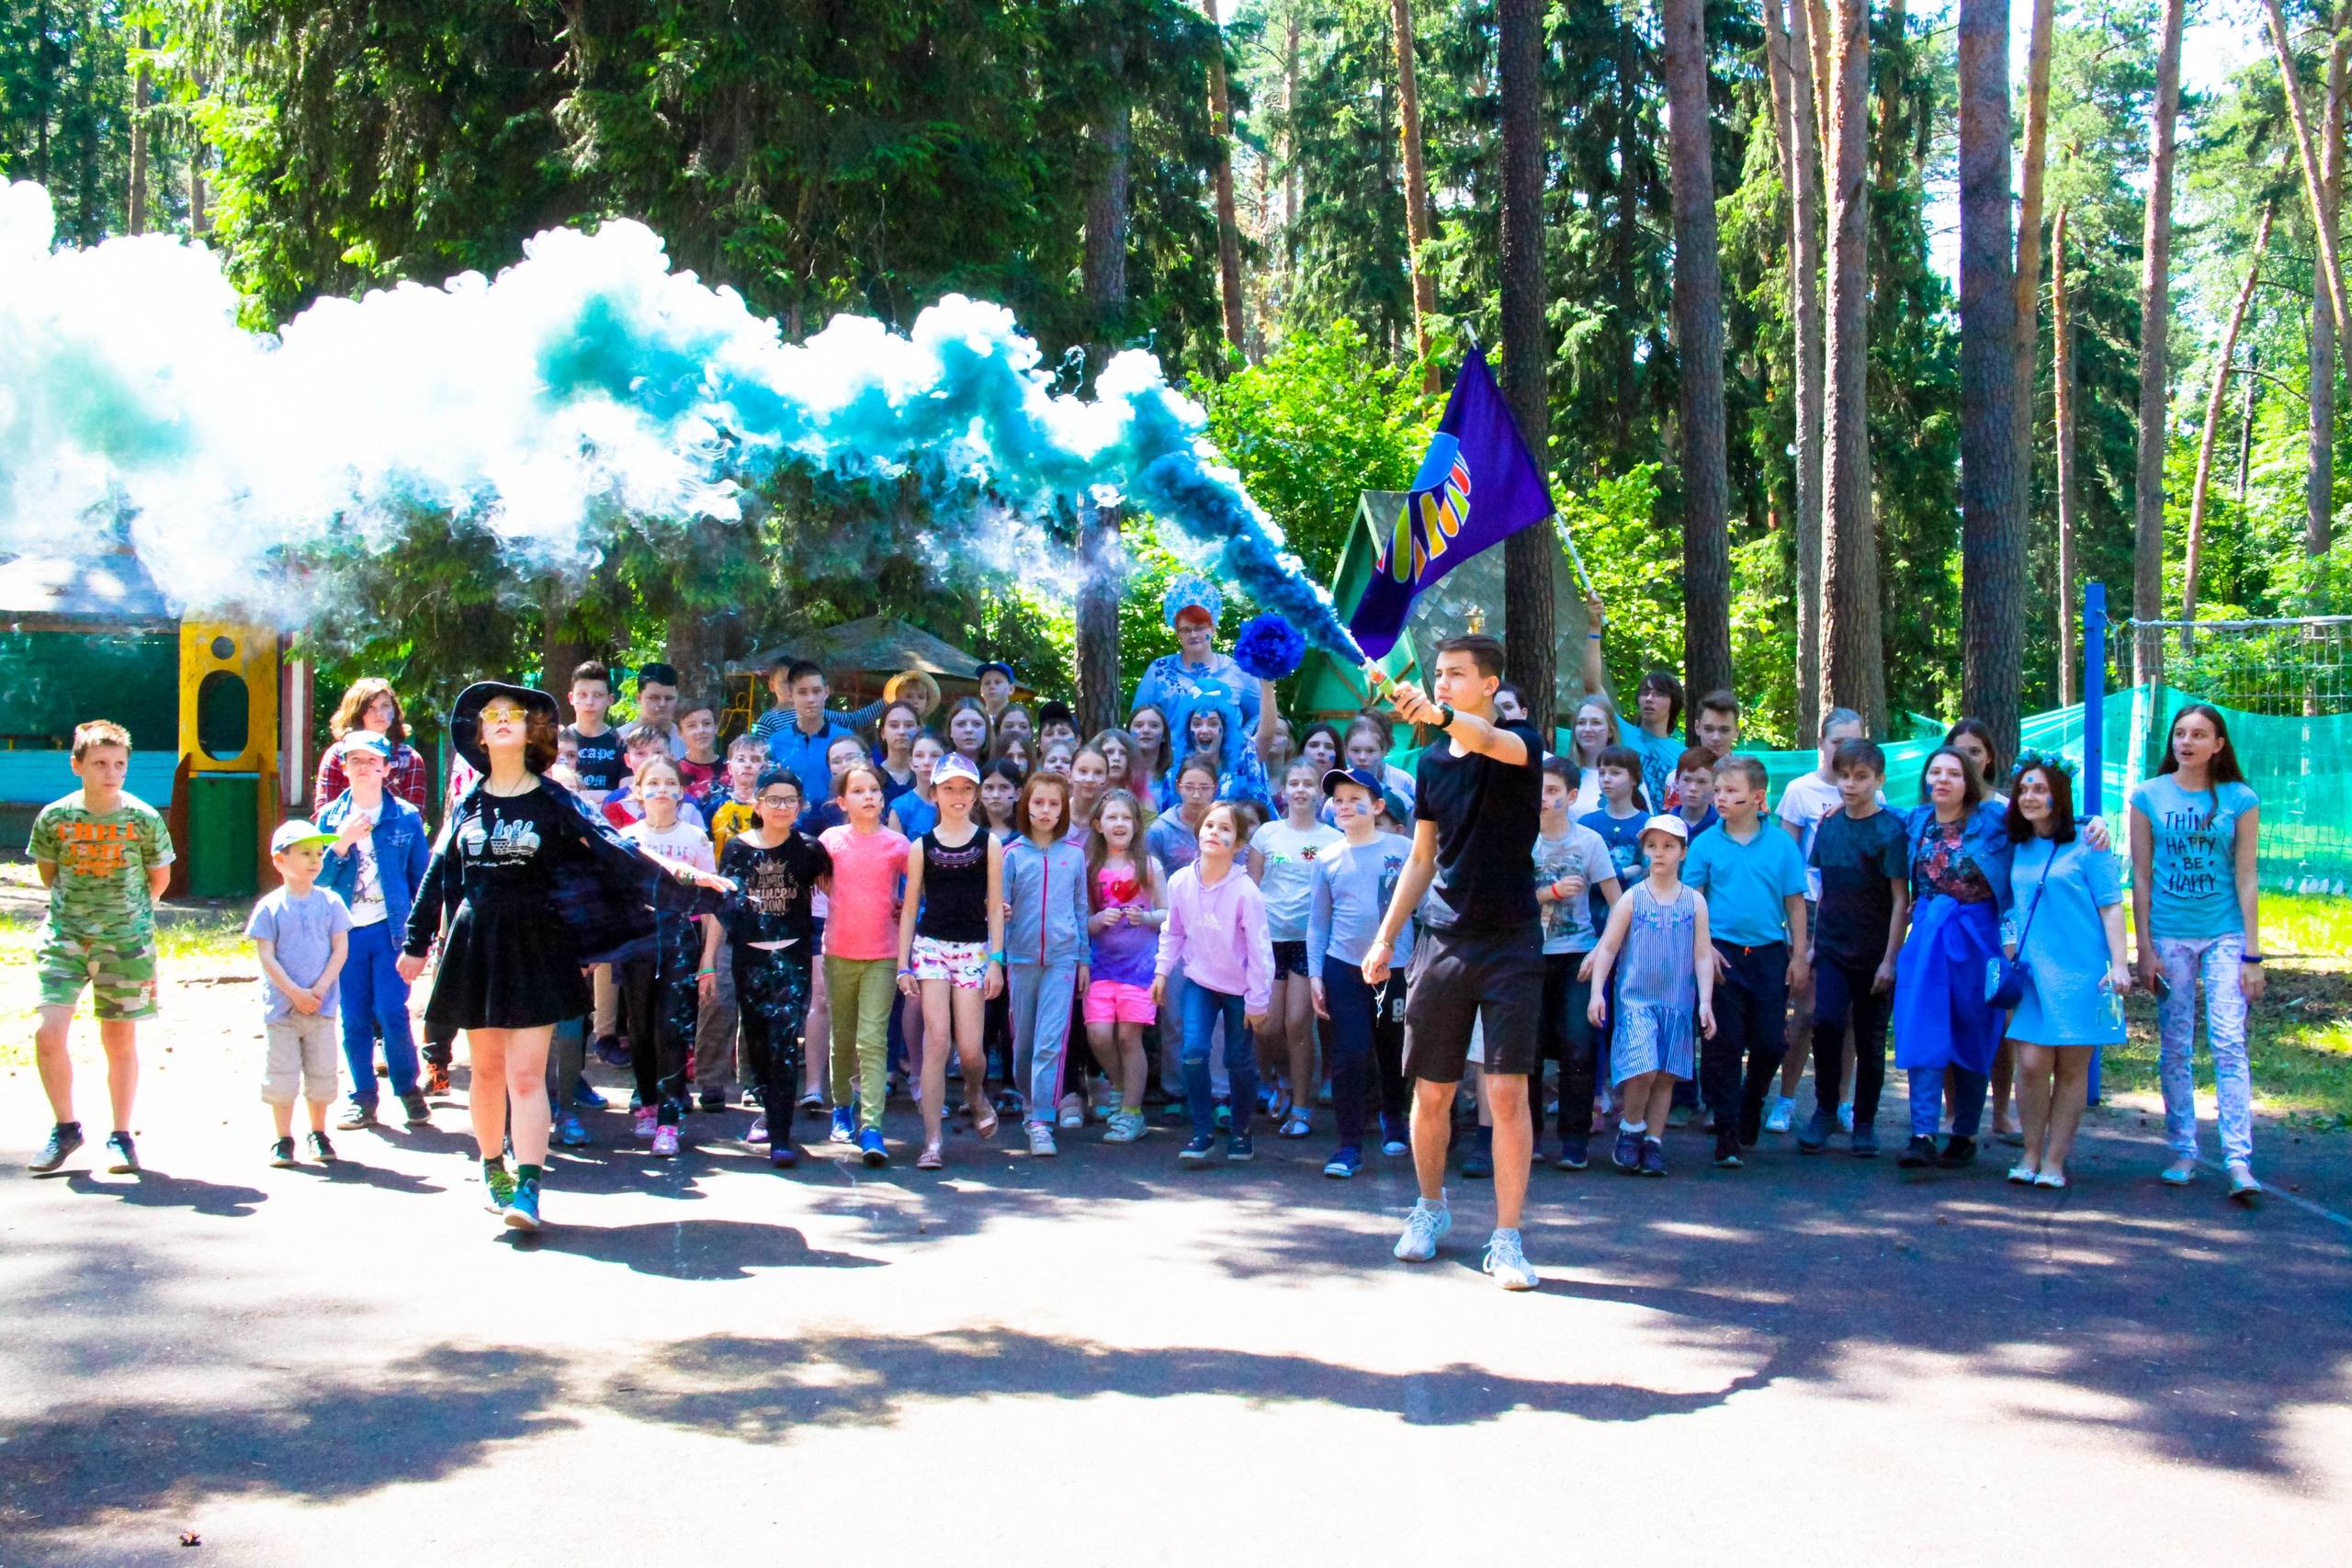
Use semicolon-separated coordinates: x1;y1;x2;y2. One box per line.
336;730;393;761
1321;765;1383;800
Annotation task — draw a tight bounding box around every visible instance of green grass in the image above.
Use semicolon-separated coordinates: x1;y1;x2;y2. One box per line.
2104;893;2352;1132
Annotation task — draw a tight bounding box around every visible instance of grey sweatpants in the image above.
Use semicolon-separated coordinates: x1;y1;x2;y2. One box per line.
1009;958;1080;1121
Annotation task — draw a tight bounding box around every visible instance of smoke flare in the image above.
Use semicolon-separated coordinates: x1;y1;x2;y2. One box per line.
0;181;1363;660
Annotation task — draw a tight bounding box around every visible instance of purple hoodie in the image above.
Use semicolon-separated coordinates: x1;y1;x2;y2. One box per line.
1155;860;1273;1014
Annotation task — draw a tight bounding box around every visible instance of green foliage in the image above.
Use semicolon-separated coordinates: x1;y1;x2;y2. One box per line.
1202;317;1440;583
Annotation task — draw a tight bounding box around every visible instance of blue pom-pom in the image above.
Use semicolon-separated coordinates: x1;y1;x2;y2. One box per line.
1232;613;1307;681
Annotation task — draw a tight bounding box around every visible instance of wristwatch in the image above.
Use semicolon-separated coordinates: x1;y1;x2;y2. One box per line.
1436;702;1457;729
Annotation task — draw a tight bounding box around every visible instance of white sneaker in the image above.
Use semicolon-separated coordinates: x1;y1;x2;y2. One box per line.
1026;1121;1058;1157
1763;1095;1795;1134
1057;1094;1085;1131
2226;1160;2262;1201
1483;1227;1539;1291
1102;1109;1146;1144
1393;1197;1452;1262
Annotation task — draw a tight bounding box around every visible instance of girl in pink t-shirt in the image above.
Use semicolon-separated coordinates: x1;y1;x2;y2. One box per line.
818;762;908;1167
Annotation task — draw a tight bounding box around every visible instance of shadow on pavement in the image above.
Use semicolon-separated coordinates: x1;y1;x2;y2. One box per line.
506;1217;885;1278
0;1347;573;1532
59;1168;268;1218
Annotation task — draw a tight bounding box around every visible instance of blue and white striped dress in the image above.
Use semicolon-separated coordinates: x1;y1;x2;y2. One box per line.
1611;882;1699;1085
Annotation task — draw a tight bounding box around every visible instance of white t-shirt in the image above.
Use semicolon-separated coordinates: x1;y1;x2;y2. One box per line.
623;816;715;874
346;833;388;928
1533;822;1616;953
1251;818;1343;942
1778;771;1883;901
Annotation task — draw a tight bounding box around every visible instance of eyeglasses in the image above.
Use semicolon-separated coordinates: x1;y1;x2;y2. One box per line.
756;794;799;808
479;703;529;724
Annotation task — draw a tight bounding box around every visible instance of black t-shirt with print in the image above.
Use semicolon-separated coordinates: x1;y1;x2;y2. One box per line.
718;831;831;946
1413;719;1545;934
563;724;625;794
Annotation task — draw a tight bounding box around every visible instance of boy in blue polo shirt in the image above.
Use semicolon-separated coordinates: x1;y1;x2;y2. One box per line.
1682;754;1808;1168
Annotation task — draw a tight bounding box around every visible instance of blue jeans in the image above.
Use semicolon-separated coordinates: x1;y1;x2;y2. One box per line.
339;920;419;1104
1910;1065;1988;1139
1182;983;1259;1141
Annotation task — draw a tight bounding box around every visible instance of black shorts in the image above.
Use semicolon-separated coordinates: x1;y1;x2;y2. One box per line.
1402;922;1545;1081
1272;940;1308;979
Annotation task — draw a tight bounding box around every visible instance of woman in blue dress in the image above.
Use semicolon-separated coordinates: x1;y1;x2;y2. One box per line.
2001;754;2130;1190
1892;746;2016;1171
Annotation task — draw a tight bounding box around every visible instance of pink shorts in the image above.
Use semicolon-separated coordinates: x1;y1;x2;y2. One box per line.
1084;978;1157;1026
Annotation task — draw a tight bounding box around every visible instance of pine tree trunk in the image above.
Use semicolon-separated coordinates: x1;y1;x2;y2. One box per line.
1283;10;1300;274
127;29;151;236
1819;0;1884;732
2312;28;2346;558
2013;0;2054;497
2132;0;2185;690
1959;0;2025;755
1498;0;1558;727
1659;0;1734;705
1078;92;1134;739
1204;0;1249;356
2052;206;2080;706
1767;0;1826;737
1391;0;1441;388
2182;204;2274;635
2267;0;2352;393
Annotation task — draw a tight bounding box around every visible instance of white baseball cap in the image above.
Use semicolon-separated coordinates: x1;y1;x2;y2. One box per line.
1639;814;1689;843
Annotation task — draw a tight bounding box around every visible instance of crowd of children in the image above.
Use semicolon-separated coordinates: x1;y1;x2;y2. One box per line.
20;594;2277;1283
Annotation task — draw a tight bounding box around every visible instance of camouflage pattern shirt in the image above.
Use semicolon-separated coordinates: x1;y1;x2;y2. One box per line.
28;792;175;946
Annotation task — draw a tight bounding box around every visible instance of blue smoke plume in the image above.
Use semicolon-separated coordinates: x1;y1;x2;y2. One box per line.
0;181;1363;661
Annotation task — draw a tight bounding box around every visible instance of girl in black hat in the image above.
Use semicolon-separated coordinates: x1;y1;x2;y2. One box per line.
399;682;729;1233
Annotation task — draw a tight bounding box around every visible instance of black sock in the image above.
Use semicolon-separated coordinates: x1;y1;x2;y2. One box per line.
56;1121;81;1134
481;1155;505;1178
517;1162;544;1185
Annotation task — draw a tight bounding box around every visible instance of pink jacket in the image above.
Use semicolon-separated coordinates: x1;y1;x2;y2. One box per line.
1156;860;1273;1014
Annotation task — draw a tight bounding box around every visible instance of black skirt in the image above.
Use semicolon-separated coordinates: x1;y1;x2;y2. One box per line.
424;897;593;1031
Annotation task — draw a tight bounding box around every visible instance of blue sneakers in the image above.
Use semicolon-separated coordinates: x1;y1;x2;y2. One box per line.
1178;1135;1216;1167
503;1177;543;1231
858;1127;888;1168
1612;1127;1644;1173
829;1106;856;1144
572;1077;608;1110
556;1114;592;1148
1323;1145;1362;1179
1227;1133;1256;1163
1555;1135;1590;1171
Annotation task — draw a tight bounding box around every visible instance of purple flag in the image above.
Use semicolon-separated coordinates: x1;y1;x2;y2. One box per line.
1348;346;1555;660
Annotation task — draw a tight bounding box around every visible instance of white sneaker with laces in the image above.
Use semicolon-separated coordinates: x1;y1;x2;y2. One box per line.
1763;1095;1795;1134
1393;1197;1452;1262
1026;1121;1058;1157
1483;1227;1539;1291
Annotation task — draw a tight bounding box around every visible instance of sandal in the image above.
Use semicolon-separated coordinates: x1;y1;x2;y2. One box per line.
971;1103;1001;1140
917;1144;944;1170
2006;1164;2039;1185
1278;1112;1312;1139
2034;1170;2068;1190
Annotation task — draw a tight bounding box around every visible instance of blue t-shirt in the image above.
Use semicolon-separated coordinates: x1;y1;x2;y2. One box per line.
891;792;939;842
1683;820;1808;948
1624;728;1681;816
2131;774;2259;940
1579;806;1650;929
245;886;353;1021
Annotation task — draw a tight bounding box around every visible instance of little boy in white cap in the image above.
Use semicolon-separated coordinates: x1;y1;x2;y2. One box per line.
247;820;353;1167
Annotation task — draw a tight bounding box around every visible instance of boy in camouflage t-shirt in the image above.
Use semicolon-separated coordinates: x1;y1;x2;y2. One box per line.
26;720;175;1177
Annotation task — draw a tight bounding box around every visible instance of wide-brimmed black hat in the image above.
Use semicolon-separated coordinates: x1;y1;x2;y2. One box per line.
448;681;560;775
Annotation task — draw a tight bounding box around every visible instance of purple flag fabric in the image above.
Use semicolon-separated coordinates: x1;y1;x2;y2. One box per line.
1348;346;1555;660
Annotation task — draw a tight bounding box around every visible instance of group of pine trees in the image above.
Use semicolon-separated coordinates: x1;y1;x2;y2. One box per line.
2;1;2346;750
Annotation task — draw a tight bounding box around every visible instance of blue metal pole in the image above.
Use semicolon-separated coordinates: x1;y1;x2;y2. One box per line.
2083;581;2108;1105
2083;581;2107;817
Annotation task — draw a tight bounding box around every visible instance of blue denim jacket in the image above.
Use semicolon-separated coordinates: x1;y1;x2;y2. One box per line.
1899;801;2016;915
315;790;432;935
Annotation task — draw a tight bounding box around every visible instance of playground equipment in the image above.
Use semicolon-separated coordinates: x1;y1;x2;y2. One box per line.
177;621;282;898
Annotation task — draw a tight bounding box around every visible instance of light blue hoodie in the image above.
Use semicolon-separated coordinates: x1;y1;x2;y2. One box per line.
1003;834;1089;967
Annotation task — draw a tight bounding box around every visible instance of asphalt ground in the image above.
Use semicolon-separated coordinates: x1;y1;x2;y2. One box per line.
3;986;2348;1568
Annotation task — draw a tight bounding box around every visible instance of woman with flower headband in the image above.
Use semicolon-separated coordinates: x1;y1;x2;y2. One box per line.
1130;576;1262;740
399;682;732;1233
2000;752;2130;1190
